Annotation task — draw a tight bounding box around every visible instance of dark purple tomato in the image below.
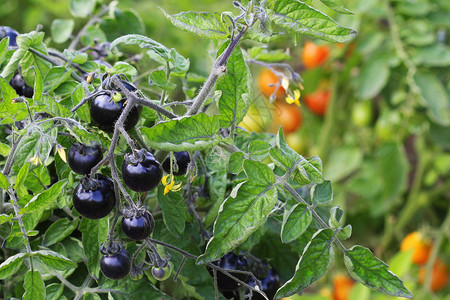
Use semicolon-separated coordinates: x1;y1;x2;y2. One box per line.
162;151;191;176
208;253;250;291
121;210;154;241
67;143;103;175
90;92;141;133
0;26;19;47
247;267;280;300
9;73;33;98
121;149;162;192
73;174;115;219
100;248;131;280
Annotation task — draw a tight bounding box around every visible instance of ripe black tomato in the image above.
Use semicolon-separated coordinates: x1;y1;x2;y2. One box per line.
208;253;250;291
9;73;33;98
162;151;190;176
67;143;103;175
121;149;162;192
73;174;115;219
247;267;280;300
100;248;131;280
121;210;154;241
90;91;141;133
0;26;19;47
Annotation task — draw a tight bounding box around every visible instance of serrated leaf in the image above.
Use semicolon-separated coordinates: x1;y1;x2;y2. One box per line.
228;152;245;174
0;252;26;279
337;224;352;240
319;0;353;14
20;180;67;214
51;19;75;43
149;70;176;90
110;61;138;76
79;218;109;278
43;218;80;246
33;250;77;270
276;229;335;298
140;113;222;151
70;0;95;18
0;172;9;189
23;270;45;300
344;246;412;298
110;34;170;60
198;160;277;264
161;9;229;40
311;180;333;206
281;203;312;243
43;66;72;93
63;49;88;64
268;0;357;42
46;283;64;300
157;187;186;237
217;45;252;127
414;72;450;126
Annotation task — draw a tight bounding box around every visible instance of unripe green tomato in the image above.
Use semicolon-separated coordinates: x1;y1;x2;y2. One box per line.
351;101;373;127
151;264;172;281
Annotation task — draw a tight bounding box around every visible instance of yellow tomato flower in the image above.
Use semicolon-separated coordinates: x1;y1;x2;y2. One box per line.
29;154;42;165
285;89;301;106
56;144;67;163
161;174;182;195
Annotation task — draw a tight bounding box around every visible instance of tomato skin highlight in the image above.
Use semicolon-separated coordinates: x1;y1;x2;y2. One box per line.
304;90;331;116
302;41;331;69
258;68;285;101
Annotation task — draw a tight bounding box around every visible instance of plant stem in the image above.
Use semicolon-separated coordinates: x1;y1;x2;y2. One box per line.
68;6;109;51
317;72;338;160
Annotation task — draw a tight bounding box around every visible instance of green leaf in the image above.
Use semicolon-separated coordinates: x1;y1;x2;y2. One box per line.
43;66;72;93
114;9;145;36
318;0;353;14
275;229;335;298
20;180;68;214
51;19;75;43
198;160;277;264
63;50;88;64
0;252;27;279
228;152;245;174
33;250;77;271
70;0;96;18
157;187;186;237
325;146;362;181
110;61;138;76
79;218;109;278
0;48;27;80
149;70;176;90
281;203;312;243
344;246;412;298
43;218;80;246
217;46;251;127
161;9;229;40
46;284;64;300
412;44;450;67
32;65;43;104
0;172;9;189
14;162;30;190
356;55;390;99
23;270;45;300
205;151;229;227
0;214;13;225
72;83;90;123
311;180;333;206
110;34;171;60
247;47;291;62
268;0;357;42
140;113;222;151
0;38;9;65
0;142;11;156
414;72;450;126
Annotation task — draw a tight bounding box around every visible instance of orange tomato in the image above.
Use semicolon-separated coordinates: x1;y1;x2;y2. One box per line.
304;90;331;116
400;232;432;265
332;274;354;300
301;41;331;69
271;103;302;134
257;68;285;101
418;258;449;292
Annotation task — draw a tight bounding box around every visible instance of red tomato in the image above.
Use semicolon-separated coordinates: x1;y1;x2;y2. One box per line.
271;103;303;134
301;41;331;69
304;90;331;116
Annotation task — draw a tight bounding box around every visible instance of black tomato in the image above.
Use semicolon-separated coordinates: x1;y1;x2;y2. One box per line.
121;149;162;192
67;143;103;175
162;151;191;176
73;174;115;219
121;210;155;241
247;266;280;300
9;73;34;98
0;26;19;47
100;248;131;280
208;253;250;291
90;91;141;133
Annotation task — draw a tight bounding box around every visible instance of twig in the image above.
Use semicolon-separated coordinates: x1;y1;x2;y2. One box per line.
68;6;109;51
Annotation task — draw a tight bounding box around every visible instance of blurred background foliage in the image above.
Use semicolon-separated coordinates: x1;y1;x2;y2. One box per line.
1;0;448;298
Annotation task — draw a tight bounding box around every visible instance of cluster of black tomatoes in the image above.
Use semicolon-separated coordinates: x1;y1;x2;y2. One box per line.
67;82;190;280
209;253;280;300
